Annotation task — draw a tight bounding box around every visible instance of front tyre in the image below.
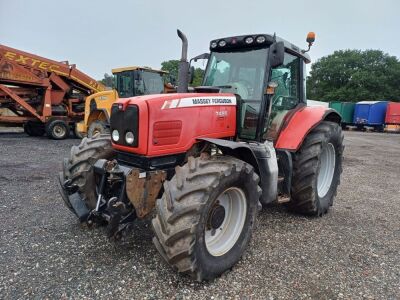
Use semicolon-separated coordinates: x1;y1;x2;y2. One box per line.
288;121;344;216
152;155;261;281
61;134;114;210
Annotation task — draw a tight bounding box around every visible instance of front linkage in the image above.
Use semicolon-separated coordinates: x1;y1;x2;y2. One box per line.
59;150;165;239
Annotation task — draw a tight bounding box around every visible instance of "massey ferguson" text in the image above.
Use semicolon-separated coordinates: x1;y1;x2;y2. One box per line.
192;98;233;105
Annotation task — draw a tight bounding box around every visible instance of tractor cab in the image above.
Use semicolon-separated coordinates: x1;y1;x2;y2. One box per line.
112;67;168;97
200;34;312;142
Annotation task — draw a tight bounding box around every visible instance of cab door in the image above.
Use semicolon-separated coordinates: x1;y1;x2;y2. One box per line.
264;52;304;141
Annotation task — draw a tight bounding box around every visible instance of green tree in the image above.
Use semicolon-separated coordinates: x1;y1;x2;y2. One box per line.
307;50;400;102
161;60;179;82
99;73;114;88
161;60;204;87
192;68;205;86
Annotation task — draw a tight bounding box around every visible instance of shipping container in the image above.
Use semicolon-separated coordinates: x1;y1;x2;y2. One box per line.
385;102;400;125
353;101;388;130
329;101;355;125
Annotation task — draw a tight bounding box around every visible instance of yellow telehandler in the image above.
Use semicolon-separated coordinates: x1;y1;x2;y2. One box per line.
76;66;175;137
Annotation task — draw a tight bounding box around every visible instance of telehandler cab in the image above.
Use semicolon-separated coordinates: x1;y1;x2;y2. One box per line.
76;67;175;138
59;30;343;281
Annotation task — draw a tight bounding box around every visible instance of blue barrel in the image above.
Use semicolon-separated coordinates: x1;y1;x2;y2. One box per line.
353;101;388;126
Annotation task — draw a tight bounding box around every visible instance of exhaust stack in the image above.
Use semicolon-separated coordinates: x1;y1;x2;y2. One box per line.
177;29;189;93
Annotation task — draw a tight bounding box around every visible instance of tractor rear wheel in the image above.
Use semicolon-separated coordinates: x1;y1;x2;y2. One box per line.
88;120;109;138
288;121;344;216
61;134;114;210
152;155;261;281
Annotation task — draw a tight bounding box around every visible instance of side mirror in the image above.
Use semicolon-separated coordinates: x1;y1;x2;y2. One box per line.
269;41;284;68
189;66;195;84
191;53;210;63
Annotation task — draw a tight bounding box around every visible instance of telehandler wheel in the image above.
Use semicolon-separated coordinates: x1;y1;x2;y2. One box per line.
152;155;261;281
288;121;344;216
88;121;109;138
62;134;114;209
24;121;45;137
46;119;69;140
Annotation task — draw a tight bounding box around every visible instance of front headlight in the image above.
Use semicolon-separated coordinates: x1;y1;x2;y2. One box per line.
125;131;135;144
112;129;120;142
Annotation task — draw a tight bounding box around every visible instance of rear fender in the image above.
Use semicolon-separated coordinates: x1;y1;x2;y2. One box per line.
275;107;341;151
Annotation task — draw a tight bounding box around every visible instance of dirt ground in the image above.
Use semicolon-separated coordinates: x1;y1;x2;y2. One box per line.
0;130;399;299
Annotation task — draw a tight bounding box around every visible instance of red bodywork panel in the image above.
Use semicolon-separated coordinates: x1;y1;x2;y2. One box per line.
385;102;400;125
275;106;338;151
112;93;237;157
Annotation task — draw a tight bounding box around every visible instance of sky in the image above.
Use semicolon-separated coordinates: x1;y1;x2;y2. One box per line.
1;0;399;80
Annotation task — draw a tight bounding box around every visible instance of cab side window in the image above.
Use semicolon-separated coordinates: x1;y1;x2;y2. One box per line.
265;53;301;140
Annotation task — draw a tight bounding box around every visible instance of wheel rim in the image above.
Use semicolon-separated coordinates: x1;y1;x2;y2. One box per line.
205;187;247;256
317;143;336;198
53;124;66;138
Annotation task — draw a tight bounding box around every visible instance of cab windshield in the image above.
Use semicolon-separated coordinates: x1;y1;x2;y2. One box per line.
115;70;164;98
203;48;268;140
115;71;134;98
203;48;268;101
134;71;164;95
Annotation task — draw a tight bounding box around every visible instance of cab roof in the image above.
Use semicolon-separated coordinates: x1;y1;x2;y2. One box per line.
112;66;168;74
209;34;311;63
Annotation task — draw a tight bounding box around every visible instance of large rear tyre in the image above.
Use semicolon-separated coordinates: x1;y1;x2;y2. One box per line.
288;121;344;216
152;155;261;281
88;120;109;138
61;134;114;209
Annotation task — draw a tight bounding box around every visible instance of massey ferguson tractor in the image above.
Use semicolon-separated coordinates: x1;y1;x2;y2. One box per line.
59;30;343;281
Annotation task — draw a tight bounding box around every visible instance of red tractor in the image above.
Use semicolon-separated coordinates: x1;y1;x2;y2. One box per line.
59;30;343;281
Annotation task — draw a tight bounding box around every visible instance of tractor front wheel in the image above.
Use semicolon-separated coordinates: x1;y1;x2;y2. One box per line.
288;121;344;216
152;155;261;281
61;134;114;210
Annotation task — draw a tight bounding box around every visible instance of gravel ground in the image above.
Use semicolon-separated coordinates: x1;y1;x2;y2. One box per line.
0;130;399;299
